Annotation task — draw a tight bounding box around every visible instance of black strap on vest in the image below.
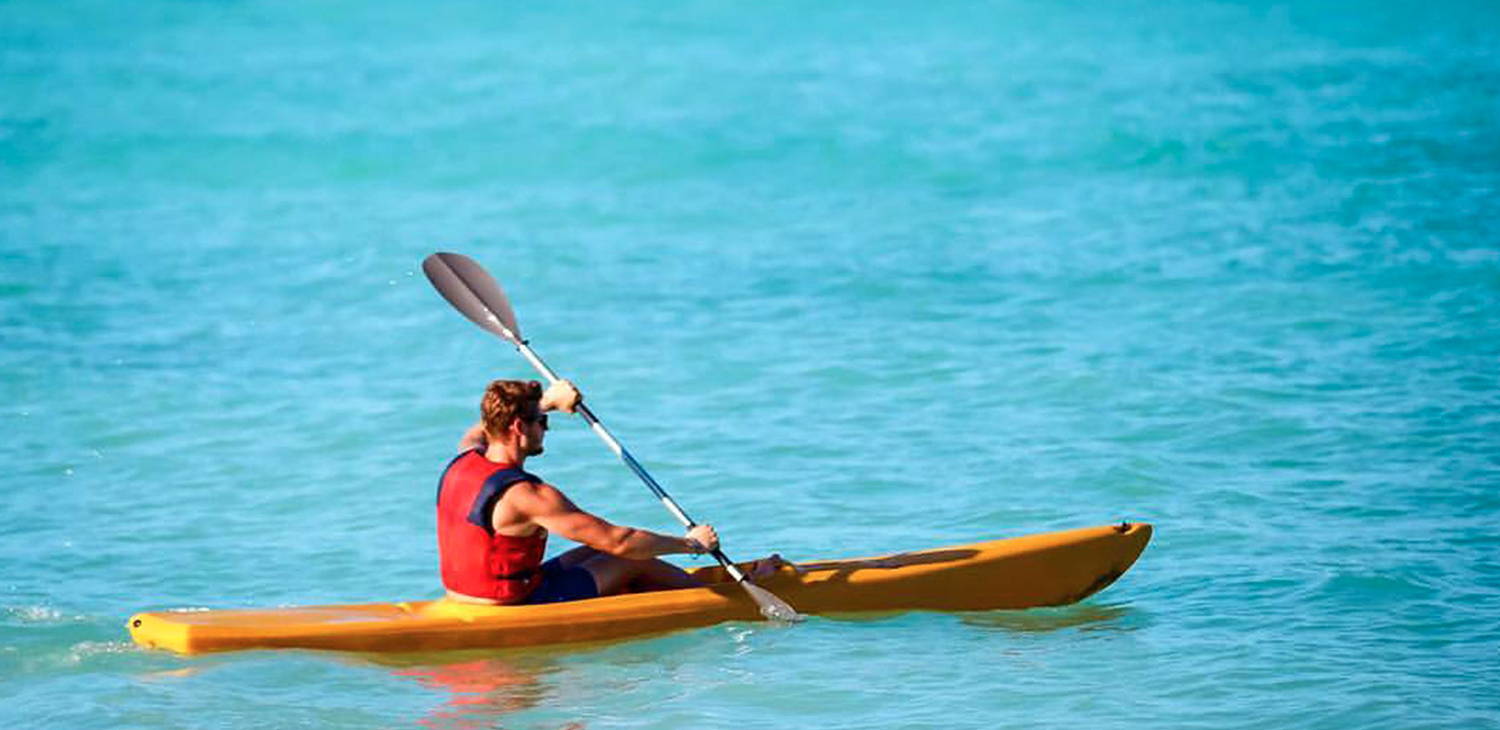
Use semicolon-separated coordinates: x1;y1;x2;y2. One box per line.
435;450;472;505
465;466;541;533
493;566;538;581
437;450;542;534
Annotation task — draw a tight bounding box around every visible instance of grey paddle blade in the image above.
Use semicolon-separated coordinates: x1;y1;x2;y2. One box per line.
422;252;523;343
744;582;804;623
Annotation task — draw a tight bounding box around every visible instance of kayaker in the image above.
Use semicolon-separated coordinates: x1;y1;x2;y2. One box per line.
439;378;774;605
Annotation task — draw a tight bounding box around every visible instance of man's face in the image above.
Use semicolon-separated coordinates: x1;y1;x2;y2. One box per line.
517;406;548;456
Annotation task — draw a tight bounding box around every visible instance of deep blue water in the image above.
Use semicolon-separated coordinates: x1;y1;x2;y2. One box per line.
3;1;1499;728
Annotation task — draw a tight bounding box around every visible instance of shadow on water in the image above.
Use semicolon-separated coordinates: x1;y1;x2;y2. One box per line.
957;602;1142;634
351;624;783;728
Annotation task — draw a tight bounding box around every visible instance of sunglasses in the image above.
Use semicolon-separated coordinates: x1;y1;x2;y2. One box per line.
520;412;549;430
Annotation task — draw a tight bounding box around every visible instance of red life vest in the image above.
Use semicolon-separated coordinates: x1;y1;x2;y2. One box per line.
436;450;548;603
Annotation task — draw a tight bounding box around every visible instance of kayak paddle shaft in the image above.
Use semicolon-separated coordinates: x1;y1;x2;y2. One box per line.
511;335;750;584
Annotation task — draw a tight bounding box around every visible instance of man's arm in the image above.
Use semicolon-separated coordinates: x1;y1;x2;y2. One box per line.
503;481;717;560
458;379;580;451
457;422;487;452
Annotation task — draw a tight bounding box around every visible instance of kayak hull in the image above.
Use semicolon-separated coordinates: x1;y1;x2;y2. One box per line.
128;522;1151;655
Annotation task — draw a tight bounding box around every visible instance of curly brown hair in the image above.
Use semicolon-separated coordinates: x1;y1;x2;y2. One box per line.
481;379;543;438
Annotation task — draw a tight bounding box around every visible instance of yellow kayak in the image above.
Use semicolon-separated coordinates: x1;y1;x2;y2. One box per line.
128;522;1151;655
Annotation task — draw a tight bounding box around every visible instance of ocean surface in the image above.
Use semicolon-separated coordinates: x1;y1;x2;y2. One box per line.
4;0;1499;727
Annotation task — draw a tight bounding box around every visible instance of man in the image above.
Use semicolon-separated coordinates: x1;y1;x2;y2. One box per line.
438;378;766;605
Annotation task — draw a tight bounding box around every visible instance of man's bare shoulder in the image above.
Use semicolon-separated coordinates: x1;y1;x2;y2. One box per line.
492;478;575;535
501;479;576;515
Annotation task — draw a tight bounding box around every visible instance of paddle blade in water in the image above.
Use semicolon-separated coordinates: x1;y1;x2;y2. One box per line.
744;582;804;623
422;252;523;343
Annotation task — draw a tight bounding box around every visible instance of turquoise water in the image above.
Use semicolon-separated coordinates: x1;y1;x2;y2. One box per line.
4;0;1500;727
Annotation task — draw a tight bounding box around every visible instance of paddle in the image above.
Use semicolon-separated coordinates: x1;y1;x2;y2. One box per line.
422;251;802;622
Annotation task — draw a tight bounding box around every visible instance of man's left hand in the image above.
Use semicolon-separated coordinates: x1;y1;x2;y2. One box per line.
540;380;582;413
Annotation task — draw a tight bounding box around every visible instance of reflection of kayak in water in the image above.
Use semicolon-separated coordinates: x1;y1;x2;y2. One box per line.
128;523;1151;655
384;653;587;730
391;656;552;722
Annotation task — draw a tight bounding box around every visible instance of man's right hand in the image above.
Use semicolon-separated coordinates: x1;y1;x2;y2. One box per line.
686;524;719;555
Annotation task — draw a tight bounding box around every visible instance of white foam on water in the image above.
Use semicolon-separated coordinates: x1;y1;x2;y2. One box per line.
69;641;136;662
4;605;78;623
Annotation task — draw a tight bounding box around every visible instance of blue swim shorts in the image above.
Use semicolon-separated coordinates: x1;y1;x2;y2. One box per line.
523;557;601;604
